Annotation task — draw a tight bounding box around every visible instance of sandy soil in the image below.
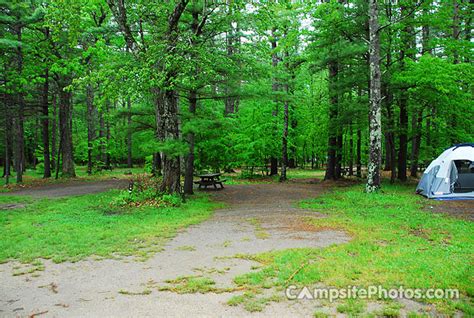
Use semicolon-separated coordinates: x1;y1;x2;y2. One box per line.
0;181;352;317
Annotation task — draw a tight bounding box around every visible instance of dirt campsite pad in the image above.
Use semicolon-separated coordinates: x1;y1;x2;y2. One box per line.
0;181;353;317
0;179;130;198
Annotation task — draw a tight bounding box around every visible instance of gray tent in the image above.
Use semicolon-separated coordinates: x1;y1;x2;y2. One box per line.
416;144;474;200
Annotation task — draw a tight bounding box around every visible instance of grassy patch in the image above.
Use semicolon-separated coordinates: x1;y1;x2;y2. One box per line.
176;245;196;252
0;190;219;264
118;289;152;296
158;275;233;294
232;183;473;315
286;169;326;180
227;292;282;312
336;299;366;315
377;301;403;317
247;218;270;239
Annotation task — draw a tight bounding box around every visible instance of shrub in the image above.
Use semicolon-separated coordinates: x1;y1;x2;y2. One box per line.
111;174;182;208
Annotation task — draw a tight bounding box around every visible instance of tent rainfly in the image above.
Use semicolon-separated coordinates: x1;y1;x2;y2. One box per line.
416;143;474;200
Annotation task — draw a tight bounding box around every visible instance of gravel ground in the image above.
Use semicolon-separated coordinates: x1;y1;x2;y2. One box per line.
0;182;351;317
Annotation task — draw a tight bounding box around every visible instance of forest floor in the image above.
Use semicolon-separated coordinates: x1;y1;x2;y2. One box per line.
0;176;472;317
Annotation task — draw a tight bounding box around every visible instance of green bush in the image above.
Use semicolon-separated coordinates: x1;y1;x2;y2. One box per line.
111;174;181;208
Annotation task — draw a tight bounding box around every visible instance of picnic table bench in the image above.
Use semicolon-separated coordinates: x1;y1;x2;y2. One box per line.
194;173;226;189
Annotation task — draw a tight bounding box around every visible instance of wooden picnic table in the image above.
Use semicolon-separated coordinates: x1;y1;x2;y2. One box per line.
194;173;226;189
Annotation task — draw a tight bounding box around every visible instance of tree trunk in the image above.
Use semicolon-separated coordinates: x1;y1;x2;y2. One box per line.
152;152;162;176
397;4;416;182
99;107;105;163
356;127;362;178
42;68;51;178
270;28;279;176
224;1;236;116
51;93;57;171
127;97;133;168
184;90;197;195
366;0;382;192
453;0;460;64
324;61;338;180
159;90;181;193
335;133;342;179
3;91;11;184
280;98;289;182
280;47;291;182
58;81;75;177
12;23;25;183
224;0;240;116
348;123;354;176
422;7;432;56
86;84;95;174
156;0;188;194
410;110;423;177
384;133;390;171
288;118;297;169
105;100;111;168
184;8;201;195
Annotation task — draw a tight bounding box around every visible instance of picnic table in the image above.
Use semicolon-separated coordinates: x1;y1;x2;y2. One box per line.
194;173;226;189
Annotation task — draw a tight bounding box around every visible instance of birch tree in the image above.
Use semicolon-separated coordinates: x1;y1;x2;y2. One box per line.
366;0;382;193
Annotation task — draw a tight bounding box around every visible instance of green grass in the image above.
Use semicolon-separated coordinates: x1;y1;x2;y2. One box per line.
158;275;233;294
222;168;326;185
336;299;366;315
286;168;326;179
0;190;220;263
231;183;474;315
247;217;270;239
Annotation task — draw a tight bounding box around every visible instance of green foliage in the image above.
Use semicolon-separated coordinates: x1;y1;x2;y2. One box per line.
111;175;181;208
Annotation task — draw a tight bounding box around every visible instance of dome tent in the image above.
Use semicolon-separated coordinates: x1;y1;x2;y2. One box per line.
416;144;474;200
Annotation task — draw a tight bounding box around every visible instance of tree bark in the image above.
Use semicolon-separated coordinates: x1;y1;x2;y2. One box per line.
348;123;353;176
280;47;291;182
280;98;289;182
58;80;75;177
3;90;11;184
12;23;25;183
410;110;423;177
156;0;188;194
324;61;338;181
224;0;236;116
356;127;362;178
335;133;343;179
152;152;162;176
367;0;382;192
42;67;51;178
86;84;95;174
288;117;297;168
105;100;112;168
453;0;460;64
159;90;181;193
127;97;133;168
397;5;412;182
51;93;57;171
184;8;201;195
270;28;279;176
184;90;197;195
